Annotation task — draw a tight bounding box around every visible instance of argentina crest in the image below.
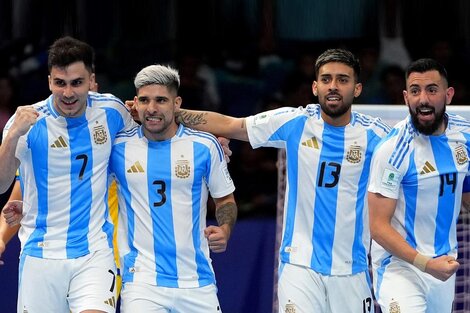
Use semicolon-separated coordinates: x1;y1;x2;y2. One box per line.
454;144;468;165
175;159;191;178
93;124;108;144
346;145;362;163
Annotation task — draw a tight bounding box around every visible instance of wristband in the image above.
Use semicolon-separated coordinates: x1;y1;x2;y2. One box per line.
413;253;431;272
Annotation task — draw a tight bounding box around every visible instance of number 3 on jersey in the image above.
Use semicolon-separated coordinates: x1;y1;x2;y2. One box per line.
153;180;167;206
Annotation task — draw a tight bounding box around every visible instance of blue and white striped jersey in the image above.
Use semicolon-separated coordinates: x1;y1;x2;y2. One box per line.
2;92;137;259
110;124;235;288
369;114;470;265
246;104;391;275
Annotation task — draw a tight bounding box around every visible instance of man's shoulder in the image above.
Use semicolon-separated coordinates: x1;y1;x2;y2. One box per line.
351;111;392;136
88;92;124;109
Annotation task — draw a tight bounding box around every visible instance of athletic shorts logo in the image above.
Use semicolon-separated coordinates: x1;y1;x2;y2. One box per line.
175;160;191;178
104;296;116;308
93;124;108;145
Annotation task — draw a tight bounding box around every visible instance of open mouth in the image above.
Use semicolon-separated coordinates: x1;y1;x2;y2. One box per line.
326;94;341;102
62;99;78;105
146;116;163;122
417;107;434;116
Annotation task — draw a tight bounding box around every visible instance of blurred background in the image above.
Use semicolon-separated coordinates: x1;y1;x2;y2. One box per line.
0;0;470;312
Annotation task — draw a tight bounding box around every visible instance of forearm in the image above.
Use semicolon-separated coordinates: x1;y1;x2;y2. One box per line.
0;135;21;193
0;214;20;246
372;223;420;265
369;192;421;265
215;202;237;237
177;109;249;141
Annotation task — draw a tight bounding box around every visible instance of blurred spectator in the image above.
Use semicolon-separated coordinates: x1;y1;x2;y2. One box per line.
354;44;384;104
230;142;278;218
178;52;221;111
427;39;470;105
0;73;18;133
371;65;405;105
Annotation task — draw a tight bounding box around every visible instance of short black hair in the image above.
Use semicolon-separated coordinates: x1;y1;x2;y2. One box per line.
405;58;448;84
315;48;361;81
48;36;95;73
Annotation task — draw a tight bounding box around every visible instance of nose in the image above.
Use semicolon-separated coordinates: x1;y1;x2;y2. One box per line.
328;79;338;91
418;91;429;105
63;85;73;98
147;99;159;113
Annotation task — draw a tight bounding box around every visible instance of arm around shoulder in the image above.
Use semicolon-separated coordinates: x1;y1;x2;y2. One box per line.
178;109;249;141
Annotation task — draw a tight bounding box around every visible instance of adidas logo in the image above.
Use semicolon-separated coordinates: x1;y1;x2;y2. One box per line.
50;136;68;148
127;161;145;173
420;161;436;175
104;296;116;308
301;137;319;149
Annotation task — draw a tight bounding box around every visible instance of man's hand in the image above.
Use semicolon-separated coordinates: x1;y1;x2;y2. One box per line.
425;255;460;281
9;106;39;138
204;224;231;253
217;137;232;163
125;100;139;122
3;200;24;227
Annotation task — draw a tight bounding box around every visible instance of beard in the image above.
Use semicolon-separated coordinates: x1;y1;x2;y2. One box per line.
319;96;351;118
409;104;446;135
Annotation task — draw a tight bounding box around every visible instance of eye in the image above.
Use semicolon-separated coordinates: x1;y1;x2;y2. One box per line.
427;87;438;95
71;80;83;87
55;80;66;87
138;98;149;104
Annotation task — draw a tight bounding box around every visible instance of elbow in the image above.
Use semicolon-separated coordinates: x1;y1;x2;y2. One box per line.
0;179;14;195
369;218;383;242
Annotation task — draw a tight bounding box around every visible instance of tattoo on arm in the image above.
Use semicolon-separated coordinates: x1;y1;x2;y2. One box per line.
241;119;246;130
216;202;237;230
176;110;207;127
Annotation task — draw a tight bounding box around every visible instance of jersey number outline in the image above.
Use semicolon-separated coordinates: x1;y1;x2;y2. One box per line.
318;161;341;188
439;173;457;196
75;154;88;180
153;180;167;206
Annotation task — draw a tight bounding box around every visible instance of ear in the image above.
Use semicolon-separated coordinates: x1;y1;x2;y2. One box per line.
312;81;318;96
354;82;362;98
175;96;182;110
48;75;52;91
403;90;410;107
89;73;96;91
445;87;455;105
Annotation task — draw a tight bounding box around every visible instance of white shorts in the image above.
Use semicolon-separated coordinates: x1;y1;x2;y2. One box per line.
278;263;374;313
120;282;221;313
18;249;118;313
374;258;455;313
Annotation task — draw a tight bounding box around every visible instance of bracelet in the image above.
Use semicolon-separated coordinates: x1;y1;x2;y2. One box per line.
413;253;431;272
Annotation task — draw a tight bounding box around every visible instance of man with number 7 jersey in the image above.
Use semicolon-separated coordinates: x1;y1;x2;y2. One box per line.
0;36;137;313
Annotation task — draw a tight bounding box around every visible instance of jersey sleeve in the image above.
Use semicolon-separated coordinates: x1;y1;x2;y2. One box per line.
245;106;302;149
368;137;404;199
206;139;235;198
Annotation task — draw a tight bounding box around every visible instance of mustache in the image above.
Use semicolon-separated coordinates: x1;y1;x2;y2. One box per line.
415;104;434;112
